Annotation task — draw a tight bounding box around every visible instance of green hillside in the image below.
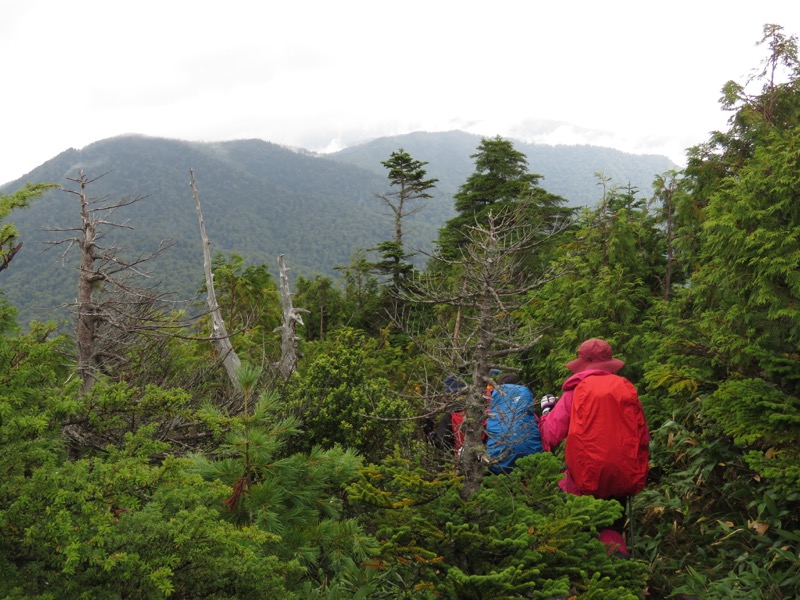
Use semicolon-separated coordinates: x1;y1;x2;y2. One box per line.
0;136;406;324
329;130;675;206
0;132;673;325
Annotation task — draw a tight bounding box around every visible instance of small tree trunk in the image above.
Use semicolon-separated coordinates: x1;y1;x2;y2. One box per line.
457;286;495;499
457;383;490;500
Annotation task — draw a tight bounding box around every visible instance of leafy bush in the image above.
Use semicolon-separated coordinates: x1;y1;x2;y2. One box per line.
285;328;417;463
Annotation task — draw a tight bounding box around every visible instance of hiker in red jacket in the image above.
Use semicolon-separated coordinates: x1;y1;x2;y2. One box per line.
539;338;650;557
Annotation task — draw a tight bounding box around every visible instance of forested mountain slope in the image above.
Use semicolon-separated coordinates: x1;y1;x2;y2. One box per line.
0;136;398;324
0;133;672;325
329;130;675;206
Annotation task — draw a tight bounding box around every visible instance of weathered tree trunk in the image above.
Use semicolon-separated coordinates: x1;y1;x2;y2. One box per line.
76;174;99;393
190;169;241;390
275;254;305;379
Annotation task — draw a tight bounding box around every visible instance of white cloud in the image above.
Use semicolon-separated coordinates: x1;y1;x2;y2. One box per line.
2;0;799;184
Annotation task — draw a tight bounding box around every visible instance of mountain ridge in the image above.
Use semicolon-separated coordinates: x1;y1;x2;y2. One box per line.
0;131;675;325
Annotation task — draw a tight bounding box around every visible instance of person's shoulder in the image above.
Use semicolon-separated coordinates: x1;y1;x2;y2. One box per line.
563;369;607;389
503;382;532;393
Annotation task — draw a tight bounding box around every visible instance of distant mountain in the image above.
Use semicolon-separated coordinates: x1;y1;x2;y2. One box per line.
0;132;675;325
328;130;675;207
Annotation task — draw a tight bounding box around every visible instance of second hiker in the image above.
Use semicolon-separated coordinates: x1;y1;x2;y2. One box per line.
485;373;542;473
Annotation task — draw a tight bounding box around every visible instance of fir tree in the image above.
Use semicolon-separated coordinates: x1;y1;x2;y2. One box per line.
371;149;438;289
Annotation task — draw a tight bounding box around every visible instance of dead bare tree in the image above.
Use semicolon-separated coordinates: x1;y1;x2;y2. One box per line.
39;170;178;454
274;254;306;379
189;168;242;390
399;199;569;498
45;170;175;394
190;172;305;386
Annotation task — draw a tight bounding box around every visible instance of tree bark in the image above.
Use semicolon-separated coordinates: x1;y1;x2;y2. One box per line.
76;174;99;393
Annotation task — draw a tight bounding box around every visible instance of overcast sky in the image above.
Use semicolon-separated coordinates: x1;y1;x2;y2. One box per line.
2;0;798;186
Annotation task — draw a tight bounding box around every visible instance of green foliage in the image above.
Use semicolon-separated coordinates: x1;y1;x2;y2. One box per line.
348;450;647;598
189;389;377;595
1;423;296;599
286;328;417;463
705;378;800;447
294;274;348;341
0;182;57;273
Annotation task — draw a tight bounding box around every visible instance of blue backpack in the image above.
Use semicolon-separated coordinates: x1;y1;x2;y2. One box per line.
485;383;542;473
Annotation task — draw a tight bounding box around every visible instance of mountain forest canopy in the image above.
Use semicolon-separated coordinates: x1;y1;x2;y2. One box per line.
0;24;799;598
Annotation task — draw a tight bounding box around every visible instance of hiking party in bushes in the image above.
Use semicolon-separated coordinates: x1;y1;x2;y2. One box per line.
429;337;650;558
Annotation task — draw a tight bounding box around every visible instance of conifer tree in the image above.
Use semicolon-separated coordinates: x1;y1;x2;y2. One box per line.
637;24;800;597
0;183;57;272
437;136;543;259
371;149;438;288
